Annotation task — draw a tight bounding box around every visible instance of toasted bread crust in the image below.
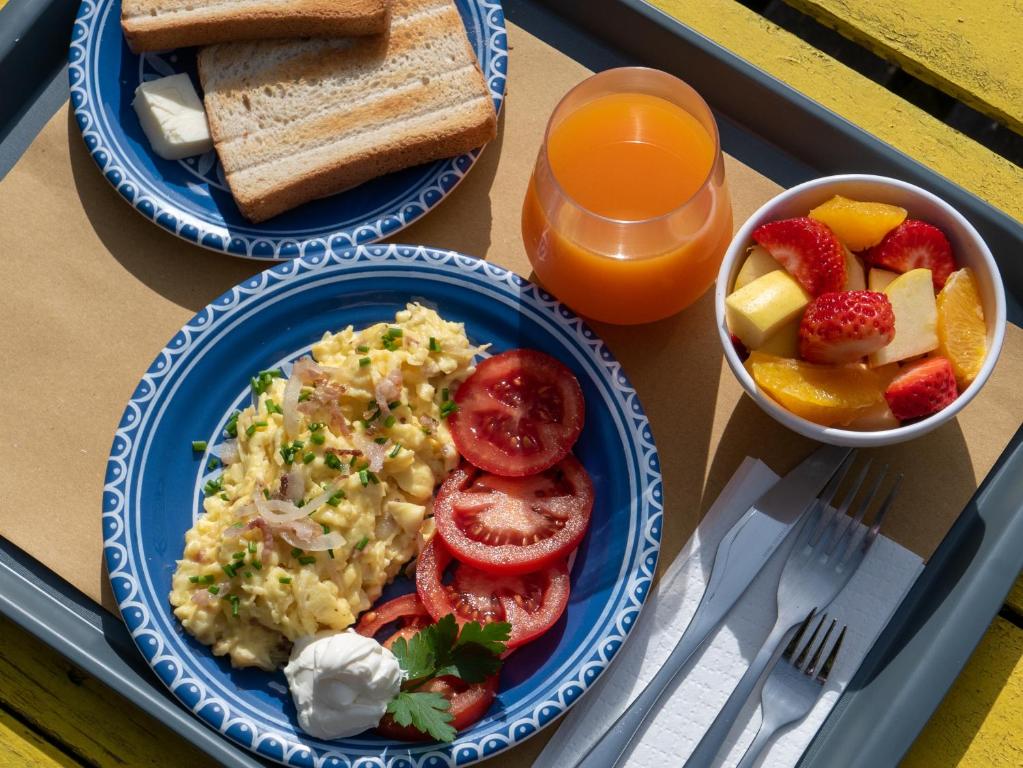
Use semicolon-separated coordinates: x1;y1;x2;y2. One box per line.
122;1;389;52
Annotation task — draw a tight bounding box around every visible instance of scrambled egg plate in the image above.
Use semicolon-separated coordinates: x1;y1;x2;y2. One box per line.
170;304;479;670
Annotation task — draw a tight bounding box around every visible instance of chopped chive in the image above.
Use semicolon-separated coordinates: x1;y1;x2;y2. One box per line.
309;422;325;432
203;476;224;496
279;577;292;584
206;456;220;471
303;452;316;464
247;541;257;554
385;327;403;338
442;388;449;402
225;411;240;438
356;345;370;353
311;433;326;445
208;585;220;595
191;440;208;452
367;471;380;485
244;571;252;579
290;547;303;557
327;549;335;560
374;437;388;445
266;399;283;415
252;561;262;571
254;420;268;428
355;536;369;551
387;400;401;410
440;400;459;418
359;469;369;486
246;424;256;437
321;523;331;534
202;575;216;585
422;427;432;435
229;595;240;616
383;415;396;428
222;563;237;578
297;499;306;508
251;370;282;395
189;575;200;583
232;551;245;560
355;460;370;471
219;492;230;501
325;453;343;471
389;443;402;458
263;488;271;499
327;491;346;506
298;389;312;403
359;357;371;367
298;555;316;565
428;337;441;352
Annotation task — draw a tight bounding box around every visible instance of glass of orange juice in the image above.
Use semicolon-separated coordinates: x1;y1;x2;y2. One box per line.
522;67;732;325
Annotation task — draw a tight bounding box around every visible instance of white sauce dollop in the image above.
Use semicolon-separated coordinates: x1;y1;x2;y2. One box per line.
284;630;402;739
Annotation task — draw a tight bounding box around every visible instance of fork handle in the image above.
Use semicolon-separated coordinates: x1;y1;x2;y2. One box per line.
683;618;794;768
734;721;778;768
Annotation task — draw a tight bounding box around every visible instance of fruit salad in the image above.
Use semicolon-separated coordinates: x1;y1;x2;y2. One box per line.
725;195;989;430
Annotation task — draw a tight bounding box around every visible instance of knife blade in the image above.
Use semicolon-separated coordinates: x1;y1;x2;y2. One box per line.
574;443;853;768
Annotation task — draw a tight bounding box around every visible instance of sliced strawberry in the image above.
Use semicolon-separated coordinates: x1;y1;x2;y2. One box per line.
864;220;955;290
884;357;958;421
799;291;895;364
752;217;845;296
730;333;750;362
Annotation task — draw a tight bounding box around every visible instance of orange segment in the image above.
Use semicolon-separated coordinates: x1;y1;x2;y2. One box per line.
809;195;907;251
937;268;987;389
745;352;884;426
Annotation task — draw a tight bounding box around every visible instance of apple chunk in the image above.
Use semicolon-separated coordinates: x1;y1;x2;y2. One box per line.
734;246;783;291
869;268;938;367
726;270;810;349
843;247;866;291
868;268;898;292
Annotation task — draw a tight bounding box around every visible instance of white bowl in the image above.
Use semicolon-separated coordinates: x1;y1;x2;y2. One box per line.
716;174;1007;447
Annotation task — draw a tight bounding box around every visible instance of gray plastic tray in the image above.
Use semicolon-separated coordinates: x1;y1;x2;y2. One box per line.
1;0;1021;766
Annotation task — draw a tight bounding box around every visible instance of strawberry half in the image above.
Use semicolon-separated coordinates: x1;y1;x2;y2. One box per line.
799;291;895;364
884;357;958;421
752;217;845;296
864;220;955;289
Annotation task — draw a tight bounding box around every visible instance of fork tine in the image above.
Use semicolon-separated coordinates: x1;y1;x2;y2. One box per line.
841;471;902;564
822;459;873;555
793;612;826;669
784;611;816;661
816;626;847;684
804;618;836;676
809;453;857;546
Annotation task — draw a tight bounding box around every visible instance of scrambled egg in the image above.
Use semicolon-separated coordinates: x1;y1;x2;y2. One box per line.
170;304;478;670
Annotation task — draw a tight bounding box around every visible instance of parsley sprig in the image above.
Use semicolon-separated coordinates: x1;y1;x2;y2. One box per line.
384;615;511;742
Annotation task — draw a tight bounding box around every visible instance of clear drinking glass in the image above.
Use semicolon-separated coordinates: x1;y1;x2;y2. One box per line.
521;67;732;325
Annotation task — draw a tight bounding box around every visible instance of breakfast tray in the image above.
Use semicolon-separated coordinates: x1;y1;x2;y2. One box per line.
2;0;1022;766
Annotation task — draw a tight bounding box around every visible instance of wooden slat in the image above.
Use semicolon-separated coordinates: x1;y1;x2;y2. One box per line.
0;707;81;768
1005;574;1023;617
647;0;1023;225
0;616;215;768
781;0;1023;135
901;616;1023;767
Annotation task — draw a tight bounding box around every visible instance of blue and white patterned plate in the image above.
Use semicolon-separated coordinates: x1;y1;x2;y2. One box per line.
103;245;662;767
68;1;507;260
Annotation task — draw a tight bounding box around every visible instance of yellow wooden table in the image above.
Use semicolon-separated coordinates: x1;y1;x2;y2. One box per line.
2;1;1021;766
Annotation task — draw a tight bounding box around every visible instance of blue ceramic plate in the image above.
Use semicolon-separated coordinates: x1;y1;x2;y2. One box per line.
103;245;662;767
68;1;507;259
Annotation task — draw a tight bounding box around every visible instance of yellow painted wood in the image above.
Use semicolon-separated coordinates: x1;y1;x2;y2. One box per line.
647;0;1023;225
0;708;80;768
0;616;215;767
781;0;1023;135
1005;574;1023;617
901;616;1023;767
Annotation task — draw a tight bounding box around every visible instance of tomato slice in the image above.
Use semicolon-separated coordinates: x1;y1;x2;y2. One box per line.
375;673;498;741
449;349;585;477
355;593;429;639
434;457;593;575
416;538;571;649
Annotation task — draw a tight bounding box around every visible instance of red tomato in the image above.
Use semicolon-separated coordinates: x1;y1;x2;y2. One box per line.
375;674;498;741
416;539;571;649
434;458;594;575
449;349;585;477
355;593;429;639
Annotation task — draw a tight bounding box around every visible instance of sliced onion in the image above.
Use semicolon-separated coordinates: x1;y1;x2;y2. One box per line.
254;495;308;523
354;433;387;472
282;373;303;438
218;440;239;465
375;367;403;414
292;356;324;384
280;523;346;552
246;517;274;550
282;468;306;503
302;484;338;514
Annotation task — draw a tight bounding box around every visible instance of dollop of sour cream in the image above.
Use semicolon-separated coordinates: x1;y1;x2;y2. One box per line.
284;630;402;739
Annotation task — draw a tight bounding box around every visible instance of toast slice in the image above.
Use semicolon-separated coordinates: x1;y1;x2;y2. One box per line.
197;0;497;223
122;0;389;53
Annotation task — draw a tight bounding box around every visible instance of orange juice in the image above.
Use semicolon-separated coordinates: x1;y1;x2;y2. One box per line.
522;73;732;325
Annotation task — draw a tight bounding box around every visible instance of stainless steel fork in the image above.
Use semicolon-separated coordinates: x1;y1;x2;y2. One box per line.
684;458;901;767
735;613;846;768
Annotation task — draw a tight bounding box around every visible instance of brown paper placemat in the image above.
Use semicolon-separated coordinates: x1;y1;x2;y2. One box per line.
1;19;1021;766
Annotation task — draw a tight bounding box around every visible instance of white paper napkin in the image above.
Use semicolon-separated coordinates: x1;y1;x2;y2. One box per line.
534;457;924;768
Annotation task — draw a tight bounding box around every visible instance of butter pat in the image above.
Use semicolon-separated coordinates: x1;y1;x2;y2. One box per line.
133;74;213;160
726;270;811;349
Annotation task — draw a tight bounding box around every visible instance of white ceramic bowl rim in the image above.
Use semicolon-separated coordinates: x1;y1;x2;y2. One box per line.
715;173;1008;448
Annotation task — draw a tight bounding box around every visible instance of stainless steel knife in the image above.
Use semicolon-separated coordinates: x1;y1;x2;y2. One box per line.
574;444;853;768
